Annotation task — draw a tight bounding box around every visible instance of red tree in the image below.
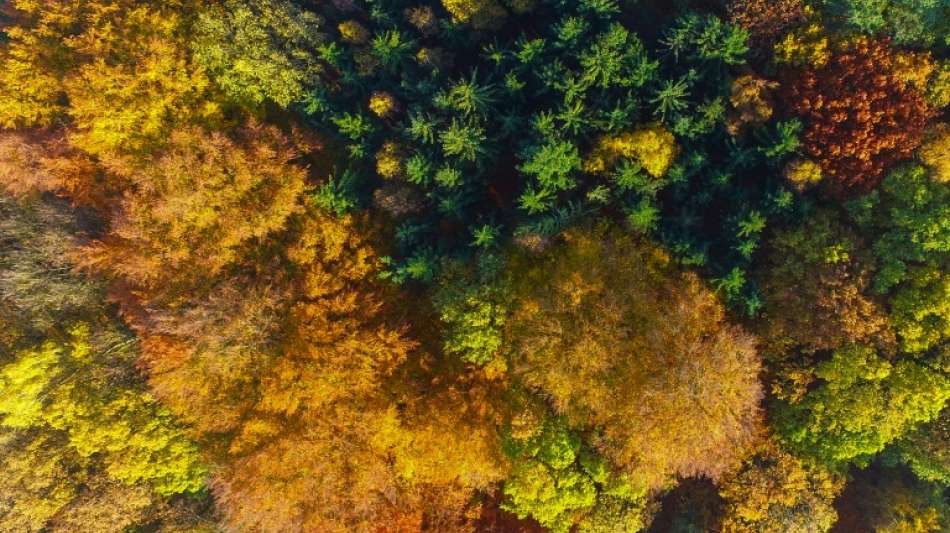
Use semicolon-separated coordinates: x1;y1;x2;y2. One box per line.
783;38;932;196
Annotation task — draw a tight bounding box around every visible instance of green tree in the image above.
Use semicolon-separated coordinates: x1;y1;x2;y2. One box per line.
775;344;950;465
851;165;950;353
756;210;892;357
433;255;511;372
501;416;651;533
826;0;950;48
888;407;950;485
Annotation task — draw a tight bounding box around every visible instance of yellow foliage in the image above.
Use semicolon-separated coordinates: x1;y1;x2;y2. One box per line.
892;50;937;90
0;36;64;128
784;158;823;191
585;124;678;178
0;0;85;128
727;75;778;136
506;225;762;489
376;140;404;179
63;7;215;156
0;1;217;155
920;124;950;183
338;20;370;44
774;22;830;67
719;439;844;533
369;91;398;118
78;124;307;288
441;0;507;29
928;61;950;108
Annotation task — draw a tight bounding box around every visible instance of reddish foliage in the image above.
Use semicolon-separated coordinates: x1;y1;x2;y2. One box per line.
727;0;806;49
783;38;932;197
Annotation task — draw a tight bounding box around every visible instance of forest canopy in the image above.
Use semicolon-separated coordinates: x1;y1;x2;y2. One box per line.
0;0;948;531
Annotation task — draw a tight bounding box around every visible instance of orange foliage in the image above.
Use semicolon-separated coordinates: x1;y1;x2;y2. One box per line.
727;0;806;49
77;122;307;291
0;131;104;206
506;225;762;490
782;38;932;196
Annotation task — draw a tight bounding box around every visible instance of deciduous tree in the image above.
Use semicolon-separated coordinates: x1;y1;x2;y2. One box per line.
782;37;932;196
505;224;762;489
719;438;844;533
774;344;950;465
77;123;308;292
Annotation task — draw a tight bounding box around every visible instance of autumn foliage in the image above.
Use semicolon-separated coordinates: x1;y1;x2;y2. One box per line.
2;0;949;530
506;226;762;490
782;37;932;196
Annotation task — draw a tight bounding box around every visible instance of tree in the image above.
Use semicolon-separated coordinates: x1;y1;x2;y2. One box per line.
191;0;327;109
0;132;105;206
825;0;950;48
782;37;932;196
505;224;762;489
834;468;950;533
0;194;212;531
0;196;101;351
727;0;807;50
441;0;508;29
0;326;206;495
0;0;76;128
725;75;778;136
851;164;950;353
501;415;652;533
433;255;511;372
137;205;504;532
774;344;950;465
718;438;844;533
583;124;678;178
756;210;893;357
889;265;950;354
0;1;218;155
919;123;950;184
77;122;308;292
888;406;950;485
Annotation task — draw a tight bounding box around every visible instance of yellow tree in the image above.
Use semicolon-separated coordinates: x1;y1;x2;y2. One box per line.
0;0;216;154
718;438;844;533
505;224;762;490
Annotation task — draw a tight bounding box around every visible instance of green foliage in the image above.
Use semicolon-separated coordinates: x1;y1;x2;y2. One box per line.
890;266;950;353
441;119;488;162
850;165;950;352
661;13;750;66
825;0;950;48
501;417;649;533
520;140;582;192
313;170;360;216
775;344;950;465
887;407;950;485
433;255;510;367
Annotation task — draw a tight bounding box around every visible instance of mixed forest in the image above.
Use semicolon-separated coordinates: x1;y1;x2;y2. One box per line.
1;0;949;531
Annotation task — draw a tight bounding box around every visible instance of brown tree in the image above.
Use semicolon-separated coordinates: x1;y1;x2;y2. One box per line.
727;0;807;50
782;37;932;196
0;131;105;206
505;224;762;490
756;210;893;358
